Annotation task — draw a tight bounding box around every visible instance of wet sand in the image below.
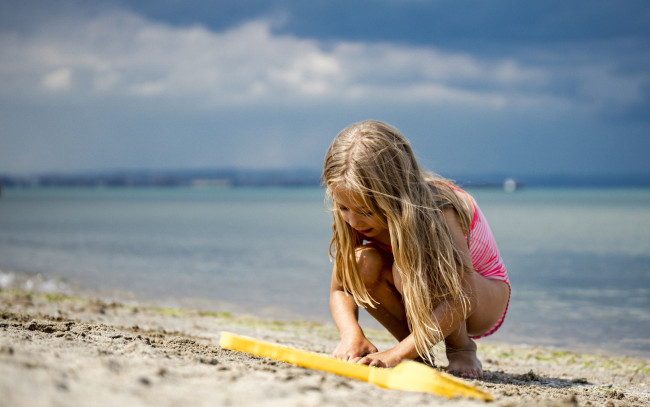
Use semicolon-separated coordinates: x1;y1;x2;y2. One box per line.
0;289;648;406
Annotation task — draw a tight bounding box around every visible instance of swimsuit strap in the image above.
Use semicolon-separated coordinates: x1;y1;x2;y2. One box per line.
366;240;393;252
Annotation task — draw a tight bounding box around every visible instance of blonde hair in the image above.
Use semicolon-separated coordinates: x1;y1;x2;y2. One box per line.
322;120;474;364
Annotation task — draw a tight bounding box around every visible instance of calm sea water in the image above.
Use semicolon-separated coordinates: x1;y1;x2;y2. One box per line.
0;186;648;359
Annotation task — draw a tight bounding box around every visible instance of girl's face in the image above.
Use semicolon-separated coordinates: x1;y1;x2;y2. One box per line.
332;185;389;242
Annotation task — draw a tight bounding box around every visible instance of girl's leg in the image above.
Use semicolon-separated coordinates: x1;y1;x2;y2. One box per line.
357;246;510;377
445;271;510;377
464;270;510;338
355;246;410;341
444;322;482;378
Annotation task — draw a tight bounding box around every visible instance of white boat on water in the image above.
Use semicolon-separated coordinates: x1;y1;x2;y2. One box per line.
503;178;518;193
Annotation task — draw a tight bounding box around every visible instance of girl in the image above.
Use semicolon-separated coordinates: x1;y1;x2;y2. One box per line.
322;120;511;378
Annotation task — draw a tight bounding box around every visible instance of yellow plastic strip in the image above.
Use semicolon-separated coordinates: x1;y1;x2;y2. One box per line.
219;331;492;401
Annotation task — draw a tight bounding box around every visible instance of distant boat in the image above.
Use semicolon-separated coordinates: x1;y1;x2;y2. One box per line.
503;178;517;193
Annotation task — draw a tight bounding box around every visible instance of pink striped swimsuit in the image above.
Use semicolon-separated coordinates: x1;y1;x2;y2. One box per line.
463;192;511;339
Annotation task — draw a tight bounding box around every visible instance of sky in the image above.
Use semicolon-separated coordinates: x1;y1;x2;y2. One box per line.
1;0;649;179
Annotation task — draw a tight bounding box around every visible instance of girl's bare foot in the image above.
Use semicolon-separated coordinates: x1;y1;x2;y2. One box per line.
445;338;483;378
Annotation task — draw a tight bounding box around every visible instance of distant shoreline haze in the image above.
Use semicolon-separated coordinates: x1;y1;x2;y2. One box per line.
1;169;649;189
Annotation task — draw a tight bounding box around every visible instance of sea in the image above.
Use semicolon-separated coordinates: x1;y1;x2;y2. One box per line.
0;186;648;359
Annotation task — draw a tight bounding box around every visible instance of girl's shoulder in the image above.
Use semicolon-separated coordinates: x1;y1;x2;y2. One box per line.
427;179;475;233
428;179;470;208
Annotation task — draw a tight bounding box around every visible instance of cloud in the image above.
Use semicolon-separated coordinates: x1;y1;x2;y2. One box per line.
2;5;647;122
0;4;647;176
0;8;582;112
42;68;72;91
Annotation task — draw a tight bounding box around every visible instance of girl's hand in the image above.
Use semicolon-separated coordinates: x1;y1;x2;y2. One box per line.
357;348;403;368
333;334;378;363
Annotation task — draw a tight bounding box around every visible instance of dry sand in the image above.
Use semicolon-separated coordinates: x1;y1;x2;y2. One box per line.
0;289;648;407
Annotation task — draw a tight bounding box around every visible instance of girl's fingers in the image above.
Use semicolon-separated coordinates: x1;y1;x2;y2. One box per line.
358;356;382;366
368;359;385;368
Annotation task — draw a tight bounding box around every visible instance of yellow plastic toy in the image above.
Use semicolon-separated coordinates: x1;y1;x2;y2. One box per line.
219;331;493;401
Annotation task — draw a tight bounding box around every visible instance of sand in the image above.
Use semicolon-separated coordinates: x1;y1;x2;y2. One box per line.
0;289;648;407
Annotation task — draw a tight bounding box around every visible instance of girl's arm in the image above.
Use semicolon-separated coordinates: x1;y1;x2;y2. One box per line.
357;291;470;368
330;272;378;361
357;297;466;368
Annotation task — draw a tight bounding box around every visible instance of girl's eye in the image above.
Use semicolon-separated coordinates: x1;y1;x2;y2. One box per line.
359;211;373;217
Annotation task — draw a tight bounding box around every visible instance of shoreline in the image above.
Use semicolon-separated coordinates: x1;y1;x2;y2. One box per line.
1;288;648;406
2;269;648;362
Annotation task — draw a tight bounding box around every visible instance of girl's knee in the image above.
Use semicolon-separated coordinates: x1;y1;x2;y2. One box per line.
355;246;388;290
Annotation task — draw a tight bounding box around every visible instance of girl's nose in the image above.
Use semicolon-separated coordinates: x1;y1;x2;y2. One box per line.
347;213;362;228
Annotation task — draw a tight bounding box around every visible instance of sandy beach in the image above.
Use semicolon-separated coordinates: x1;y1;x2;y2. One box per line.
0;289;647;407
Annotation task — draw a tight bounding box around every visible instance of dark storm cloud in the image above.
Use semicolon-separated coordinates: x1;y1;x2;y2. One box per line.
0;0;648;175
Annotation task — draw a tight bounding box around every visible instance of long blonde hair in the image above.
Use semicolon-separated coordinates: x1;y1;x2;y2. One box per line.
322;120;474;363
